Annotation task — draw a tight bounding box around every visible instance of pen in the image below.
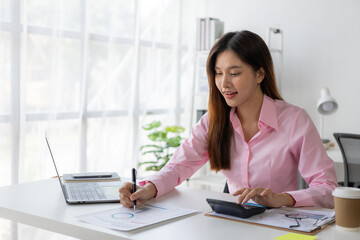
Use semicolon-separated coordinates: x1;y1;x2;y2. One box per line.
132;168;137;210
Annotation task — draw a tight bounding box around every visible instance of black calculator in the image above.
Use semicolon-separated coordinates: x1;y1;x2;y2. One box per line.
206;198;266;218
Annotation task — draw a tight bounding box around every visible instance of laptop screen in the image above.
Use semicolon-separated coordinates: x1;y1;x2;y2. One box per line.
45;135;68;199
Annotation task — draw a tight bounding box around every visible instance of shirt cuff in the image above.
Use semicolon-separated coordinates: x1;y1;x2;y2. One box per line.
286;193;296;207
139;180;163;198
285;190;312;207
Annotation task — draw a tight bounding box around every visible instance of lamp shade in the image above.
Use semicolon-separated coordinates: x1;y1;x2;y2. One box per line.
317;88;338;115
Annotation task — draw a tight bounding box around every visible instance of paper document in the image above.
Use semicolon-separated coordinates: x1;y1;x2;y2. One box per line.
76;203;198;231
209;207;335;233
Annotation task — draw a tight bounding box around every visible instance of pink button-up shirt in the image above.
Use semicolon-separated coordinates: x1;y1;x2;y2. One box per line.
142;95;338;208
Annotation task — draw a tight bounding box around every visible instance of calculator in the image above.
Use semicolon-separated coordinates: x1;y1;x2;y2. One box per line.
206;198;266;218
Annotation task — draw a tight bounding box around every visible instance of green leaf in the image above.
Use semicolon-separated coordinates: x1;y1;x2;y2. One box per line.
164;153;173;161
153;152;165;161
140;144;163;151
137;161;158;167
147;131;167;142
167;136;182;147
141;150;163;155
142;121;161;130
139;121;185;172
165;126;185;133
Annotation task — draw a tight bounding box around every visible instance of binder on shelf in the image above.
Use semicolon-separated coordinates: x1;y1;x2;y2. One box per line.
196;17;224;51
209;19;224;48
200;18;205;51
204;17;219;50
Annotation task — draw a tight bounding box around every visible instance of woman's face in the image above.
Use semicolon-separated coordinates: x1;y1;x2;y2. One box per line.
214;50;264;109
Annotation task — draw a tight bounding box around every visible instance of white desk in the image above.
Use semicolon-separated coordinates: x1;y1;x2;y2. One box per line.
0;179;359;240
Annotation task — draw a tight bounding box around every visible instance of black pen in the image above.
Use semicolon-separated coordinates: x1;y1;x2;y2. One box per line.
132;168;137;210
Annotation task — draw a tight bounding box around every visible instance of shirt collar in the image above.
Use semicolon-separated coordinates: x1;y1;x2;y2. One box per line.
258;94;278;130
229;94;279;130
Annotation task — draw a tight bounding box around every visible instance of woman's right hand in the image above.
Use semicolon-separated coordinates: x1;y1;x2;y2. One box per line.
119;182;157;208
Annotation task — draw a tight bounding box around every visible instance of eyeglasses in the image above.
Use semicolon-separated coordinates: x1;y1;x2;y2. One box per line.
285;213;309;228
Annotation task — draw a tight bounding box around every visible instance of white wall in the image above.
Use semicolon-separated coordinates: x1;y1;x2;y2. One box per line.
202;0;360;141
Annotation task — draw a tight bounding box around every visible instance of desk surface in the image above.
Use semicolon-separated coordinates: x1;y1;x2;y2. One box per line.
0;179;359;240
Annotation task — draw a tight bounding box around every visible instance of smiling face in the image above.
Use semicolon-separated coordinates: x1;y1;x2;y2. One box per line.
214;50;264;109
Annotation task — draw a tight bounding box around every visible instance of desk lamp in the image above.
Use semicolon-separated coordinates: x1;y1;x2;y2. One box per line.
317;87;338;141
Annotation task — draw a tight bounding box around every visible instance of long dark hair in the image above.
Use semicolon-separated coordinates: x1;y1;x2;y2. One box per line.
207;30;282;171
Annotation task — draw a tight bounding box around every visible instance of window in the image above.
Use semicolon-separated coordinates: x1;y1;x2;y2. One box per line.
0;0;197;239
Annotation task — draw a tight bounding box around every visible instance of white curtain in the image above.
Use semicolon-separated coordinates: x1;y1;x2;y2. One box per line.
0;0;197;239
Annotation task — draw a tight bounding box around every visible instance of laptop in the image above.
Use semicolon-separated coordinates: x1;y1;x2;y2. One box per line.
45;136;122;204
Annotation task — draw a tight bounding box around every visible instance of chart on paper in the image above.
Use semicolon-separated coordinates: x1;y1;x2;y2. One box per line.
76;203;198;231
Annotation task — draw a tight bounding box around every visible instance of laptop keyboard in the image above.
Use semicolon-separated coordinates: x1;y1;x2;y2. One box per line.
66;182;107;201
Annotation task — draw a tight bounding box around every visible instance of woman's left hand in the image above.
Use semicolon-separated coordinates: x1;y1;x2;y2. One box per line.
232;187;295;208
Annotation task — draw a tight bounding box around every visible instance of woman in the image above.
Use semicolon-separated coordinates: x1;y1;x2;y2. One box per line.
119;30;337;208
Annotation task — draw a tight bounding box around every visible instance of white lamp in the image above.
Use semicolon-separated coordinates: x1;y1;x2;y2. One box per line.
317;87;338;139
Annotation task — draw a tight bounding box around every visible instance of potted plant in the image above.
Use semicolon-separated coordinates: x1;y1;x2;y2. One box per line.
138;121;185;171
